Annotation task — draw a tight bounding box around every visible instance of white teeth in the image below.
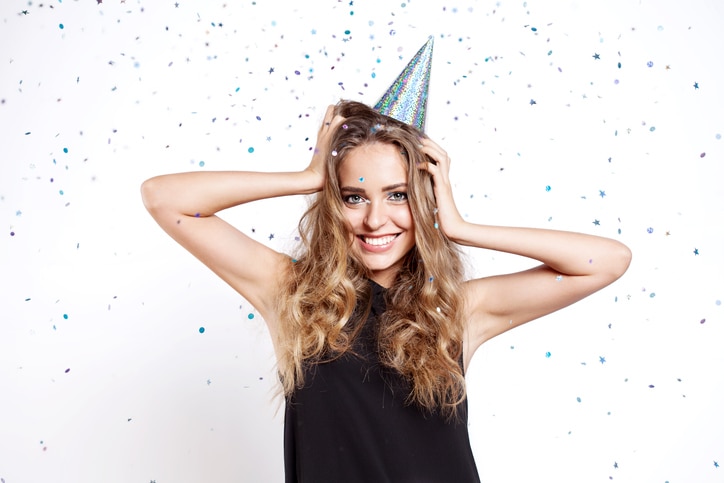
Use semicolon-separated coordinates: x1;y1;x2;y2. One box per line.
363;235;397;246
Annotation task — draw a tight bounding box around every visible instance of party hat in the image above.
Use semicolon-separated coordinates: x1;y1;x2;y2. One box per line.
373;36;434;132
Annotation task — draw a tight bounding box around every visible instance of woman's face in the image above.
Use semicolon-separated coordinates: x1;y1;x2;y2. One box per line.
337;142;416;288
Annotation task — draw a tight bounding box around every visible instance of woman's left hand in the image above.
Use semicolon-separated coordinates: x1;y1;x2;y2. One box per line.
418;137;466;241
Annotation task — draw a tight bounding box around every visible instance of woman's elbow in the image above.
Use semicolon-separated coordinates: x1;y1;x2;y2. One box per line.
140;176;164;214
609;241;632;281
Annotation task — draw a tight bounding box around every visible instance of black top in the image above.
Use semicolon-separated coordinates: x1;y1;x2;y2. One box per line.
284;280;480;482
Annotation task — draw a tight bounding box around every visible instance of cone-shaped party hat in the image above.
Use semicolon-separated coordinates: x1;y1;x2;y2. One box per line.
373;36;434;132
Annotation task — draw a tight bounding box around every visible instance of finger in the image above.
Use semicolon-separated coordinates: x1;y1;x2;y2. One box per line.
319;105;336;130
419;138;448;162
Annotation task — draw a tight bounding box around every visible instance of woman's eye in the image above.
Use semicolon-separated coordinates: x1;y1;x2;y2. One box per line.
344;194;366;205
389;192;408;202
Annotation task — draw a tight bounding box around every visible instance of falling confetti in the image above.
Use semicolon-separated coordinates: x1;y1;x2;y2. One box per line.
1;3;721;482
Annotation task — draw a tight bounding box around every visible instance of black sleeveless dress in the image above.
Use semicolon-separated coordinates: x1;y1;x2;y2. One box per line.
284;280;480;482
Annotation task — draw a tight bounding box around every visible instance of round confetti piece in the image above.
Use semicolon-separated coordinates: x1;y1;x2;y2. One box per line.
199;327;205;333
59;24;65;29
248;147;254;153
248;313;255;320
199;161;205;167
63;314;68;320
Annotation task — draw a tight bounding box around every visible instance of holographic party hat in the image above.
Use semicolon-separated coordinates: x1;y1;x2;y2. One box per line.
373;36;434;132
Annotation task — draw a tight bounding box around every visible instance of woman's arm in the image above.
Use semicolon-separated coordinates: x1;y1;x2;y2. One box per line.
419;138;632;355
140;106;344;333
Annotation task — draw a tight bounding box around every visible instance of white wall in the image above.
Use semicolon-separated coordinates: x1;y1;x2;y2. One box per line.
1;1;722;482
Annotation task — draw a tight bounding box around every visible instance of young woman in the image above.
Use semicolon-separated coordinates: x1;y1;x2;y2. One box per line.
141;100;631;482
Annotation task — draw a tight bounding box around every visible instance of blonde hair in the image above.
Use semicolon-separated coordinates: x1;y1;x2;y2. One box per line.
276;100;467;417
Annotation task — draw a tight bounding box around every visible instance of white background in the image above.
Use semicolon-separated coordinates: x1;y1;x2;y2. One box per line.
1;0;723;482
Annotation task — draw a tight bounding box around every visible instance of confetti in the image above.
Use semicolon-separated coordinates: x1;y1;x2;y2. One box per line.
2;4;721;481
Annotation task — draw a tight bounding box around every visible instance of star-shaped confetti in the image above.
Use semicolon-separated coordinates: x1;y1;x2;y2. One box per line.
593;53;601;60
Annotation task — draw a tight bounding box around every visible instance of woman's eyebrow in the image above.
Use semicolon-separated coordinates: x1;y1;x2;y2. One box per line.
340;186;367;194
340;182;407;194
382;182;408;192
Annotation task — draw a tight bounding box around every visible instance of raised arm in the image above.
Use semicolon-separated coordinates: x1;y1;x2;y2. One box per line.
140;105;344;333
418;138;632;359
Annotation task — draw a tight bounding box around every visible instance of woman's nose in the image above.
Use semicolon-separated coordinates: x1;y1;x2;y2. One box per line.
363;201;388;231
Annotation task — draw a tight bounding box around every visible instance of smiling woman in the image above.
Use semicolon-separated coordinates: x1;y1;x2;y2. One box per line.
142;98;630;482
140;38;630;482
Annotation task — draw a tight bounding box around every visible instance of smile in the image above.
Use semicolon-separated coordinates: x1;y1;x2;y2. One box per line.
358;234;399;247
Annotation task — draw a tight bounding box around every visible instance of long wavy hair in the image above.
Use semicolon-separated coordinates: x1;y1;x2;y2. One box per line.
276;100;467;418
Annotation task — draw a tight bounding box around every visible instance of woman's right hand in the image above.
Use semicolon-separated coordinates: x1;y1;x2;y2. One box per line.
305;104;346;190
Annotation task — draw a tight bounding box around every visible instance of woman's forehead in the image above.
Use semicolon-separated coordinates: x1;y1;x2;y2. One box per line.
338;143;408;184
